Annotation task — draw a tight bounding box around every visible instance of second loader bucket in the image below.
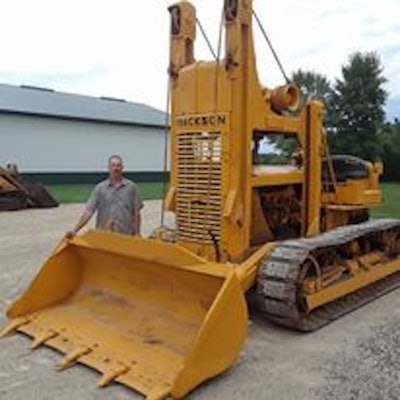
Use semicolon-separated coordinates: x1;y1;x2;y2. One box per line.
2;230;248;399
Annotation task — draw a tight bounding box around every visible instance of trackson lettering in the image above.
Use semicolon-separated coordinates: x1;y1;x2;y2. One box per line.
176;114;227;127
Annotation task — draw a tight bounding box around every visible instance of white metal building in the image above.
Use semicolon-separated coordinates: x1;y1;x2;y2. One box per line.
0;83;168;183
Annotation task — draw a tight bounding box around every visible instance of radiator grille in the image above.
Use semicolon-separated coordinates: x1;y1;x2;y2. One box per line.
176;132;222;243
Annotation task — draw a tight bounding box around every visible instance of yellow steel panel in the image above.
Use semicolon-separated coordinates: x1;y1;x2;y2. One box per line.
306;258;400;311
251;170;304;187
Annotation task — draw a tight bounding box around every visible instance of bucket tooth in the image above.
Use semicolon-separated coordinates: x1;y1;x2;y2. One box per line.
97;363;129;388
56;346;92;371
146;383;172;400
31;330;58;349
0;317;30;337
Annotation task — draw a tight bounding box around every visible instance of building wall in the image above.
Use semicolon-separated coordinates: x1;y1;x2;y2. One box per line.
1;113;169;174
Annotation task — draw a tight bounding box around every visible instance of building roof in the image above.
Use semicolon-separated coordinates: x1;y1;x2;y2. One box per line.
0;83;167;128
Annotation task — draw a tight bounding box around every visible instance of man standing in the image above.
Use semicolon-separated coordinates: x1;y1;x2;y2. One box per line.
67;155;143;238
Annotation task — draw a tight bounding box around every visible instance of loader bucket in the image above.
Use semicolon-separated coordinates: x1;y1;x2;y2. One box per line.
2;230;248;399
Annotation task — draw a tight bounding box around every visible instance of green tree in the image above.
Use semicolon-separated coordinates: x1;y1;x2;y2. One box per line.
329;52;387;161
291;69;333;106
379;119;400;181
290;69;336;147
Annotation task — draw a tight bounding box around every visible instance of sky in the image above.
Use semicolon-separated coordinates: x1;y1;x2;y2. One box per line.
0;0;399;119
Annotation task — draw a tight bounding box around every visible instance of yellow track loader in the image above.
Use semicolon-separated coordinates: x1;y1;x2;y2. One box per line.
2;1;400;399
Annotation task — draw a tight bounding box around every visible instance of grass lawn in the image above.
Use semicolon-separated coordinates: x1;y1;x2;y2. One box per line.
371;182;400;218
47;182;165;203
47;181;399;219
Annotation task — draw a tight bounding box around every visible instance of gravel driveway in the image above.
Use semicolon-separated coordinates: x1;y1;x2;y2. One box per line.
0;202;399;399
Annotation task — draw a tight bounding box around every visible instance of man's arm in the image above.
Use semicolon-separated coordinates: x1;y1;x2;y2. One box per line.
66;209;94;238
131;183;143;236
66;184;99;238
132;208;141;236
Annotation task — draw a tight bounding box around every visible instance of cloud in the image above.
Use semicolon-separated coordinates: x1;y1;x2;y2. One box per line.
0;0;399;113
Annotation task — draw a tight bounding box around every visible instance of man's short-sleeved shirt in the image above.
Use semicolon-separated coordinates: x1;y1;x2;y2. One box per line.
86;178;143;235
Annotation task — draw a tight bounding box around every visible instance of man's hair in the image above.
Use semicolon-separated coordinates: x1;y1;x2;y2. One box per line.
108;154;123;165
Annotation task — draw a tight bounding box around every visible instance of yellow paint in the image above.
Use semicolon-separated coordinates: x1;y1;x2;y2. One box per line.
3;231;248;399
305;259;400;311
2;1;396;399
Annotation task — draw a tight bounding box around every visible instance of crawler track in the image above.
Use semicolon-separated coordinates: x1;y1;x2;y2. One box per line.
257;219;400;331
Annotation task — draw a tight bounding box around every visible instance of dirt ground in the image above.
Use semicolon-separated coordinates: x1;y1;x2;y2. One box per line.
0;202;399;400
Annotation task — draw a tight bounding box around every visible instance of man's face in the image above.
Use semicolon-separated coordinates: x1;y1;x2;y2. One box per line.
109;157;123;180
